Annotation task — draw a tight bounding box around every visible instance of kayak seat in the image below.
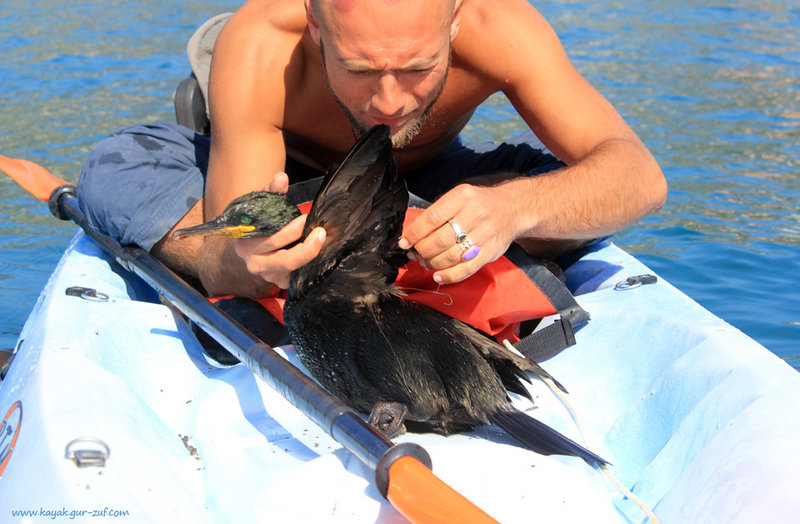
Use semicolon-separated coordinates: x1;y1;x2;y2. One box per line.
174;74;209;134
173;13;233;134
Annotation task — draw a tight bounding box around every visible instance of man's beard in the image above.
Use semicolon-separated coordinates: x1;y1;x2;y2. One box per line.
320;42;449;149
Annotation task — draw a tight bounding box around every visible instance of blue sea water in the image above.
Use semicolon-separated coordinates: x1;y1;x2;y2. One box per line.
0;1;798;370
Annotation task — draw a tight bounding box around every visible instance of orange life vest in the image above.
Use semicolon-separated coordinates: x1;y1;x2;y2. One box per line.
235;202;588;360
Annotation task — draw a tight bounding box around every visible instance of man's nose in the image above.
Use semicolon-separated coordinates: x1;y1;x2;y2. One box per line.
371;73;405;116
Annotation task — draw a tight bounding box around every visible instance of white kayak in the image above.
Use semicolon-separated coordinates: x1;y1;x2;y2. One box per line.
1;228;799;523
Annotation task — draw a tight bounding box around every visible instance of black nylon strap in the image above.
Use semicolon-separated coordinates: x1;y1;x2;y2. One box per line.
503;243;589;361
513;319;577;361
504;243;589;327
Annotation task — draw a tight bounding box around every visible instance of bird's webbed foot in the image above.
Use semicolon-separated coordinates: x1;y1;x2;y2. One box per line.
368;402;409;439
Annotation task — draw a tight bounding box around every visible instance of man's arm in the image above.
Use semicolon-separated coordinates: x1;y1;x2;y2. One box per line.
155;5;325;298
400;0;666;283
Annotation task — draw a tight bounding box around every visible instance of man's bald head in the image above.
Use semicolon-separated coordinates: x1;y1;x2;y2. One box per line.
306;0;461;44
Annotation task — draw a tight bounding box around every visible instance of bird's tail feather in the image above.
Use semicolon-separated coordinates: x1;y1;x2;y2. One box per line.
489;409;608;466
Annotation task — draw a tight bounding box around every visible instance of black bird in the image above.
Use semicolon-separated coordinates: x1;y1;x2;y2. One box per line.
176;125;607;465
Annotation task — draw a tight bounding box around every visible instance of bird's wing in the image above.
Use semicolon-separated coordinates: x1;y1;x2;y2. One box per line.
296;125;408;290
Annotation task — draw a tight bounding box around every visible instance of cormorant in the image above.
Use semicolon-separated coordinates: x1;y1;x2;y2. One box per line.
175;125;607;465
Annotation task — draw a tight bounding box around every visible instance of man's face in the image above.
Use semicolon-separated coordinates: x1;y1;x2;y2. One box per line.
312;1;455;148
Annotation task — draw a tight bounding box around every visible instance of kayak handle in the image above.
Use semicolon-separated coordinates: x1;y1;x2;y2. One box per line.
615;274;657;290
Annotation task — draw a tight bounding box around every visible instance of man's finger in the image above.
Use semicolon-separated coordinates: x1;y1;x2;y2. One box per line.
411;222;463;262
398;197;455;249
294;227;326;264
266;171;290;194
268;226;326;270
245;227;326;279
432;260;480;284
425;241;468;270
262;214;308;250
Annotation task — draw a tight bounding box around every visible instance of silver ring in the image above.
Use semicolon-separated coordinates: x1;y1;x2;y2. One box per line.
449;221;481;261
449;220;469;243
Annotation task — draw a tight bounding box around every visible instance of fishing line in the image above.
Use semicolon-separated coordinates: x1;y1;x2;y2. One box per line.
396;283;454;306
369;304;414;397
502;340;660;524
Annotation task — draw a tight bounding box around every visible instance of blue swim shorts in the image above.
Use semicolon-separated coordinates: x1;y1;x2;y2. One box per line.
77;121;564;251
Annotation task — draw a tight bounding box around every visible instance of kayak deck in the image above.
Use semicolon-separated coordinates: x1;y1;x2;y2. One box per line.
1;231;798;522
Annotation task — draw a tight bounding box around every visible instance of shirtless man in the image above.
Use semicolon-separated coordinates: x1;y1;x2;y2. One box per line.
77;0;666;299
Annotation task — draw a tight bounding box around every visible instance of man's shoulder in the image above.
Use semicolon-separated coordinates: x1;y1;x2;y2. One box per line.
454;0;552;59
452;0;561;83
212;0;310;91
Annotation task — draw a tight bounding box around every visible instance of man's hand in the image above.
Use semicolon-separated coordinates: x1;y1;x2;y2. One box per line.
235;216;326;290
233;172;326;291
398;182;523;284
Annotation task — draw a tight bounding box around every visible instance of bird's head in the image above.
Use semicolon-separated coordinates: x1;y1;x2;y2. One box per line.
173;191;301;240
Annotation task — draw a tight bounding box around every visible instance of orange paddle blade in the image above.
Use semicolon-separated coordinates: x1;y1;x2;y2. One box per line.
387;456;499;524
0;154;68;202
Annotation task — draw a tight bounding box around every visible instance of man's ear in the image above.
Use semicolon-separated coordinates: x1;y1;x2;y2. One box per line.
305;0;322;44
450;0;463;41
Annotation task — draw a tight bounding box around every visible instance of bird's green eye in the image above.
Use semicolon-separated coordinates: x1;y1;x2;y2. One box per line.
241;216;252;225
